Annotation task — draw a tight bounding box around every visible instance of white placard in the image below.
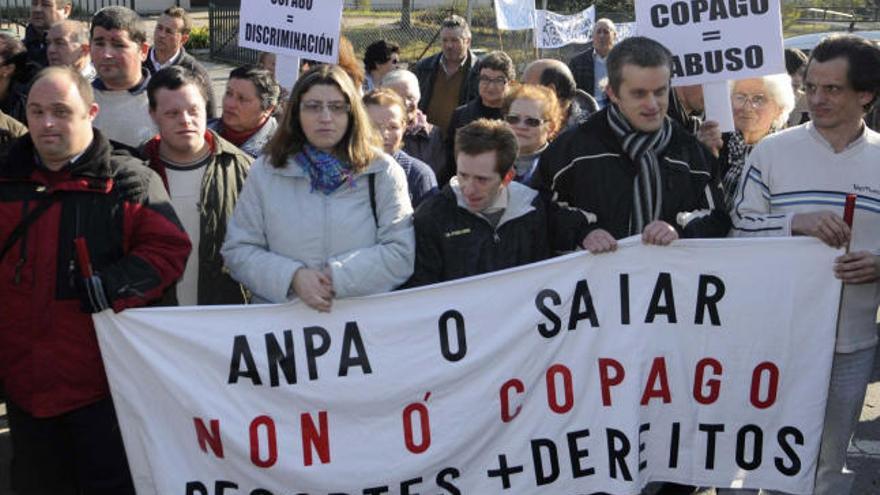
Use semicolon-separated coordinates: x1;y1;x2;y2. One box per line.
535;6;596;49
238;0;343;64
275;54;300;92
635;0;785;86
495;0;536;31
704;81;736;133
95;238;839;495
615;21;638;41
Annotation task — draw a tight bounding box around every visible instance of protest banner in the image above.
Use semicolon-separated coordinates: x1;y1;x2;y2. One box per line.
634;0;785;86
495;0;536;31
238;1;343;64
95;237;840;494
535;6;596;49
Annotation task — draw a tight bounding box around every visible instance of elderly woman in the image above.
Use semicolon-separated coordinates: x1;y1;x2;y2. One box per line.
698;73;795;209
209;66;280;158
364;88;437;207
502;84;563;185
381;69;448;177
222;65;415;311
363;40;400;93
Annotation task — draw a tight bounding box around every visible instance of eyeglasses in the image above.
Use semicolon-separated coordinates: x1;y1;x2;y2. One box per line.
479;76;508;86
301;100;350;116
732;93;768;110
505;114;544;128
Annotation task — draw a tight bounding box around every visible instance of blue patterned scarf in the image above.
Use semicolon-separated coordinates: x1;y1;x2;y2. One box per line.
296;144;355;195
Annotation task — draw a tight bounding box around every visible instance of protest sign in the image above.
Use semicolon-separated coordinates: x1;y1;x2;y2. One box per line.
95;238;839;494
634;0;785;86
535;6;596;49
238;0;343;64
495;0;536;31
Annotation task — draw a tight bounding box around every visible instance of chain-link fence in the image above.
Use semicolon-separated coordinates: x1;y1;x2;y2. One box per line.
0;0;134;32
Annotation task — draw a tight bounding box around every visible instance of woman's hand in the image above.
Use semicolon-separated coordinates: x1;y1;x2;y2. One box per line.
290;268;335;312
697;120;723;158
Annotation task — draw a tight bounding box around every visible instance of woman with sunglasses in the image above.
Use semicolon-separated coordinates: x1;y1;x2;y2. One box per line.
363;39;400;93
698;74;795;209
222;65;415;312
502;84;564;185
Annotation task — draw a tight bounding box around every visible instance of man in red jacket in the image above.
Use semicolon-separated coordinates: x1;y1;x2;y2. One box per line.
0;66;190;494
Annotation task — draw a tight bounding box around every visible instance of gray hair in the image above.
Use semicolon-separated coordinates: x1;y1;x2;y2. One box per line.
594;18;617;33
441;14;471;40
730;73;796;129
381;69;421;104
51;20;90;45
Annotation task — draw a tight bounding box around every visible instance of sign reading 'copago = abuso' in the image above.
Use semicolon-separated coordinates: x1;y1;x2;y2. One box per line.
95;238;841;495
238;0;343;64
635;0;785;86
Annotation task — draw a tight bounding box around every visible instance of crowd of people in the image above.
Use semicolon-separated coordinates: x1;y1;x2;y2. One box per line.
1;2;880;494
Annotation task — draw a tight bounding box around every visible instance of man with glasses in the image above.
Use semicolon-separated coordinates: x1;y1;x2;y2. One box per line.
411;14;480;138
569;18;617;108
728;34;880;495
24;0;72;67
408;119;552;286
145;7;217;118
444;50;515;185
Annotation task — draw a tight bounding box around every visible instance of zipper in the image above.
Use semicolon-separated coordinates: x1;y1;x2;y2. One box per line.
13;200;29;285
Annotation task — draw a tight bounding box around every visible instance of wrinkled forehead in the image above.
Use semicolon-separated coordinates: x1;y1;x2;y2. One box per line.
441;27;467;40
594;21;615;34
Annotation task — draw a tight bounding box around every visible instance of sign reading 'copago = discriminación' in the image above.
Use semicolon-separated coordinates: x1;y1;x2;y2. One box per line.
238;0;343;64
635;0;785;86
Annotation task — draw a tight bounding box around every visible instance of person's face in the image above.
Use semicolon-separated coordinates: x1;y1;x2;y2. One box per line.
26;74;98;170
383;80;419;124
153;14;188;60
222;78;272;132
607;64;670;132
731;79;781;140
299;84;350;153
441;27;470;65
805;57;872;132
373;52;399;81
505;98;550;155
592;22;617;57
90;27;148;90
30;0;70;33
259;52;276;74
457;150;508;212
47;23;87;68
366;103;405;155
478;68;510;108
150;84;207;157
791;67;805;93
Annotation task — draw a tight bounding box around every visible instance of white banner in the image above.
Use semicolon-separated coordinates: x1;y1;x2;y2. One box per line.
95;238;840;494
495;0;536;31
535;6;596;49
616;21;638;41
634;0;785;86
238;0;343;64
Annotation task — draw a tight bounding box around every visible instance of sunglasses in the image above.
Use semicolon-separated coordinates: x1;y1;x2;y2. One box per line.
505;114;544;128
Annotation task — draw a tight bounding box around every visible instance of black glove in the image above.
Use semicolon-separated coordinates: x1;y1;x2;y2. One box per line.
76;274;112;313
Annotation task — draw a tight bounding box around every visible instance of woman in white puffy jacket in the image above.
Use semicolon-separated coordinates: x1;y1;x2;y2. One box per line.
221;65;415;311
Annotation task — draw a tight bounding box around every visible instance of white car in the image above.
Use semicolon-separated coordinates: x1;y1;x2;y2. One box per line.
784;30;880;53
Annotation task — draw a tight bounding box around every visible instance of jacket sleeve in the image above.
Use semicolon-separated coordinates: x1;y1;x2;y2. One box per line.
221;161;304;303
406;205;445;288
328;161;415;297
532;143;594;251
103;168;192;311
677;145;732;239
730;144;792;237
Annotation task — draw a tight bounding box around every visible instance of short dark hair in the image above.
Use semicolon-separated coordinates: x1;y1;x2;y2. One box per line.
162;6;193;35
228;65;280;111
90;6;147;45
31;66;94;107
540;64;577;102
147;66;207;110
784;48;808;76
441;14;471;39
808;34;880;111
606;36;672;95
363;40;400;72
479;51;515;82
455;119;519;176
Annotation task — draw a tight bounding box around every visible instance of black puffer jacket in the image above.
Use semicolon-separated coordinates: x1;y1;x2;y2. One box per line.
408;181;551;287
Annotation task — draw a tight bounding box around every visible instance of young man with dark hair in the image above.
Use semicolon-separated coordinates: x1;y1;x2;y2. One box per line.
408;118;551;286
24;0;72;67
90;6;156;148
0;66;189;495
534;36;729;256
727;34;880;495
143;66;252;305
145;6;217;118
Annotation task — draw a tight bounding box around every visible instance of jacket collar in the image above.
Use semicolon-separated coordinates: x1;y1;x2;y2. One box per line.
272;147;385;178
447;178;537;227
2;128;115;181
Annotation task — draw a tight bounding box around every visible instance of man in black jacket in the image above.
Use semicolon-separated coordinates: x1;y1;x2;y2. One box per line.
534;36;729;257
24;0;72;68
568;18;617;108
409;119;551;287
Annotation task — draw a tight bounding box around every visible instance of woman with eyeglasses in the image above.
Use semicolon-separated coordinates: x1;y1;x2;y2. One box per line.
222;65;415;312
698;74;795;209
502;84;564;185
363;40;400;93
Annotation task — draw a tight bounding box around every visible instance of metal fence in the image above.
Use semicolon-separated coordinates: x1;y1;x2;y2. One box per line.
0;0;134;30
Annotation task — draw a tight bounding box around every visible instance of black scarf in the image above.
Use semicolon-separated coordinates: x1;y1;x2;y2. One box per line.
607;104;673;235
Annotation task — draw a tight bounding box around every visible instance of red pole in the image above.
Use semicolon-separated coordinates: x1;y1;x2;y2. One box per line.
844;193;857;227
